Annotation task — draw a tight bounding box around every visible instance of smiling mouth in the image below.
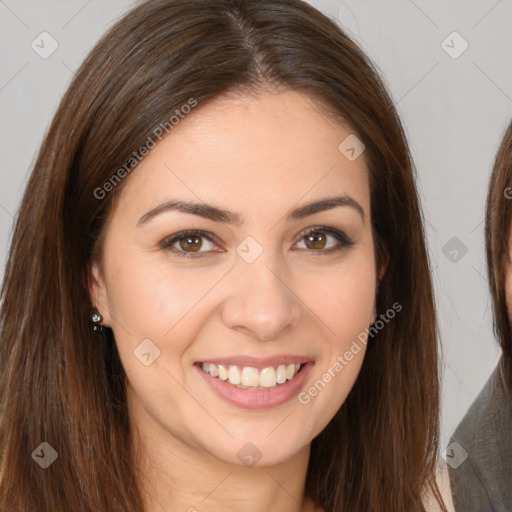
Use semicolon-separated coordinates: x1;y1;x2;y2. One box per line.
198;362;304;390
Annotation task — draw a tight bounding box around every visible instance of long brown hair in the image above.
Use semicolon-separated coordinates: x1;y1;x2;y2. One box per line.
0;0;442;510
485;121;512;391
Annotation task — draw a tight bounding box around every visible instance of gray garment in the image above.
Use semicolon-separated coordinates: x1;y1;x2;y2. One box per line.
448;357;512;512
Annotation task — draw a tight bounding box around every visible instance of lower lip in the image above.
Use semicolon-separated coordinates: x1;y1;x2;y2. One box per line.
195;362;314;410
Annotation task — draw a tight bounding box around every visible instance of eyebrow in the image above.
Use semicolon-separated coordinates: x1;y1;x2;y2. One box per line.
137;195;365;227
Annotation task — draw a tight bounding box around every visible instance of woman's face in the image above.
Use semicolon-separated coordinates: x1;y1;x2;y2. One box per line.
90;90;378;467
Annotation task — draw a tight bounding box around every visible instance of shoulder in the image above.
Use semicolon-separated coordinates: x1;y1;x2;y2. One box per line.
422;461;455;512
447;358;512;509
454;363;505;436
437;461;456;512
451;359;512;461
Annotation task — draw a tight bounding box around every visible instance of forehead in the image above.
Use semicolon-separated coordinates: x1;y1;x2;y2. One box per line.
110;90;370;222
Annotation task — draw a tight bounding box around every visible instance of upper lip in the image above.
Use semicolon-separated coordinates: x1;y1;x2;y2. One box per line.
196;355;314;369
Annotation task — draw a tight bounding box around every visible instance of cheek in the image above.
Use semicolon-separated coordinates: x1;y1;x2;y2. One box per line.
311;255;376;342
104;251;228;337
296;254;375;419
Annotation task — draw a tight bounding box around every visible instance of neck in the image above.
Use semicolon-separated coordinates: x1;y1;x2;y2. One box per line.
129;398;314;512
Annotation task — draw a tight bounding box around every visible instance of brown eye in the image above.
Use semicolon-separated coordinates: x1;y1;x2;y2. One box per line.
178;235;203;252
304;231;327;250
161;230;219;257
295;226;355;254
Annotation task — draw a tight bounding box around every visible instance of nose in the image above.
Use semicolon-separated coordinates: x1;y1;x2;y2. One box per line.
220;249;301;342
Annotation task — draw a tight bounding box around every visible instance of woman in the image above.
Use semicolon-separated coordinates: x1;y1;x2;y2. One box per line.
0;0;445;510
447;122;512;511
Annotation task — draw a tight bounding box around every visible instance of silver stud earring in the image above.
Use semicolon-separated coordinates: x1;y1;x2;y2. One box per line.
90;307;104;332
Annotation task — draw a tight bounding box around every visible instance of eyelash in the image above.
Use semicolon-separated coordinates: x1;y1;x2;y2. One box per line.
160;226;355;259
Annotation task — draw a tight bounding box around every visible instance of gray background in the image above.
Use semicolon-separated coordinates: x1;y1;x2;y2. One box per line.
1;0;511;451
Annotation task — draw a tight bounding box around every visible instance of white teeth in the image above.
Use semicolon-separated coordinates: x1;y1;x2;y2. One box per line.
228;365;241;385
276;364;287;384
241;367;259;387
259;367;277;387
201;362;303;388
218;364;228;380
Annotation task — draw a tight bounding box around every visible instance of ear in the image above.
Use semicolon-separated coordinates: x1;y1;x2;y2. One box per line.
377;250;389;282
88;261;112;327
